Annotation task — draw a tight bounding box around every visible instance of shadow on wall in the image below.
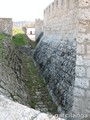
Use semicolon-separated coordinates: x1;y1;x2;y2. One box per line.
36;32;44;43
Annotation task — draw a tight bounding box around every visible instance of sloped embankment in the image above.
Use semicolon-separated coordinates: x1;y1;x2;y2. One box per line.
18;46;57;114
0;34;30;106
0;32;57;114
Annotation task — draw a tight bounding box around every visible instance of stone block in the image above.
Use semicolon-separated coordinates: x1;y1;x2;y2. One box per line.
76;55;84;65
77;44;85;54
76;66;85;77
87;67;90;78
79;0;90;7
86;90;90;98
84;55;90;60
79;8;90;20
77;33;90;43
73;87;85;97
84;60;90;66
75;78;89;88
86;45;90;54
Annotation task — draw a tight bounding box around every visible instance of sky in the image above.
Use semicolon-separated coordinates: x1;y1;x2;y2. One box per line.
0;0;53;22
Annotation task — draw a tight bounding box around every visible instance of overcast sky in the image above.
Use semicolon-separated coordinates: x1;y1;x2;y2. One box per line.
0;0;53;21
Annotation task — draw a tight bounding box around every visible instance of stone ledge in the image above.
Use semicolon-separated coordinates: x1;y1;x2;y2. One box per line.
0;95;64;120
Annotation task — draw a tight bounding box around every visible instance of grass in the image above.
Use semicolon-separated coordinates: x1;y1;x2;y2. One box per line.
0;33;10;40
12;28;29;46
13;28;37;48
13;28;24;35
12;28;57;113
13;34;29;46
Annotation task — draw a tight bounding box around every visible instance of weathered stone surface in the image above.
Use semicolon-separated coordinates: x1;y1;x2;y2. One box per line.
0;95;65;120
73;87;85;97
35;19;43;42
76;66;85;77
34;0;90;118
0;18;12;35
34;36;76;114
75;78;89;88
0;38;30;106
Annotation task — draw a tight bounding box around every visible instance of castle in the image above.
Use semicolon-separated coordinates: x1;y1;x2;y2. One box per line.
0;0;90;120
34;0;90;119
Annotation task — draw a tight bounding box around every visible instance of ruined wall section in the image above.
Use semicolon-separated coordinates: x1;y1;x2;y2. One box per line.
0;18;13;35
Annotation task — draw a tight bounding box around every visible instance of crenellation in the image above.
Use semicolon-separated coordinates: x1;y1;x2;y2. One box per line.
44;0;79;23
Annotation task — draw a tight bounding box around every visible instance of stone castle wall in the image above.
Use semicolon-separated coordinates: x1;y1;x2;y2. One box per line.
34;0;78;115
34;0;90;119
35;19;43;42
44;0;78;38
0;18;13;35
72;0;90;117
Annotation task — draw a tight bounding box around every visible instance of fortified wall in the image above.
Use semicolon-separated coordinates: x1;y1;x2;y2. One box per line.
0;18;12;35
34;0;90;119
35;19;43;42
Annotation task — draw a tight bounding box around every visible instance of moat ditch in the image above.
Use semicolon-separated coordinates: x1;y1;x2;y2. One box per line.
0;32;58;115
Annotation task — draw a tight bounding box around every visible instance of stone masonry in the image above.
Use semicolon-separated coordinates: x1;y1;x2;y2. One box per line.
35;19;43;42
72;0;90;117
0;95;65;120
34;0;90;119
0;18;12;35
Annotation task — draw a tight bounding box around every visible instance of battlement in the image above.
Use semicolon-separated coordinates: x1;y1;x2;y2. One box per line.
44;0;78;20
